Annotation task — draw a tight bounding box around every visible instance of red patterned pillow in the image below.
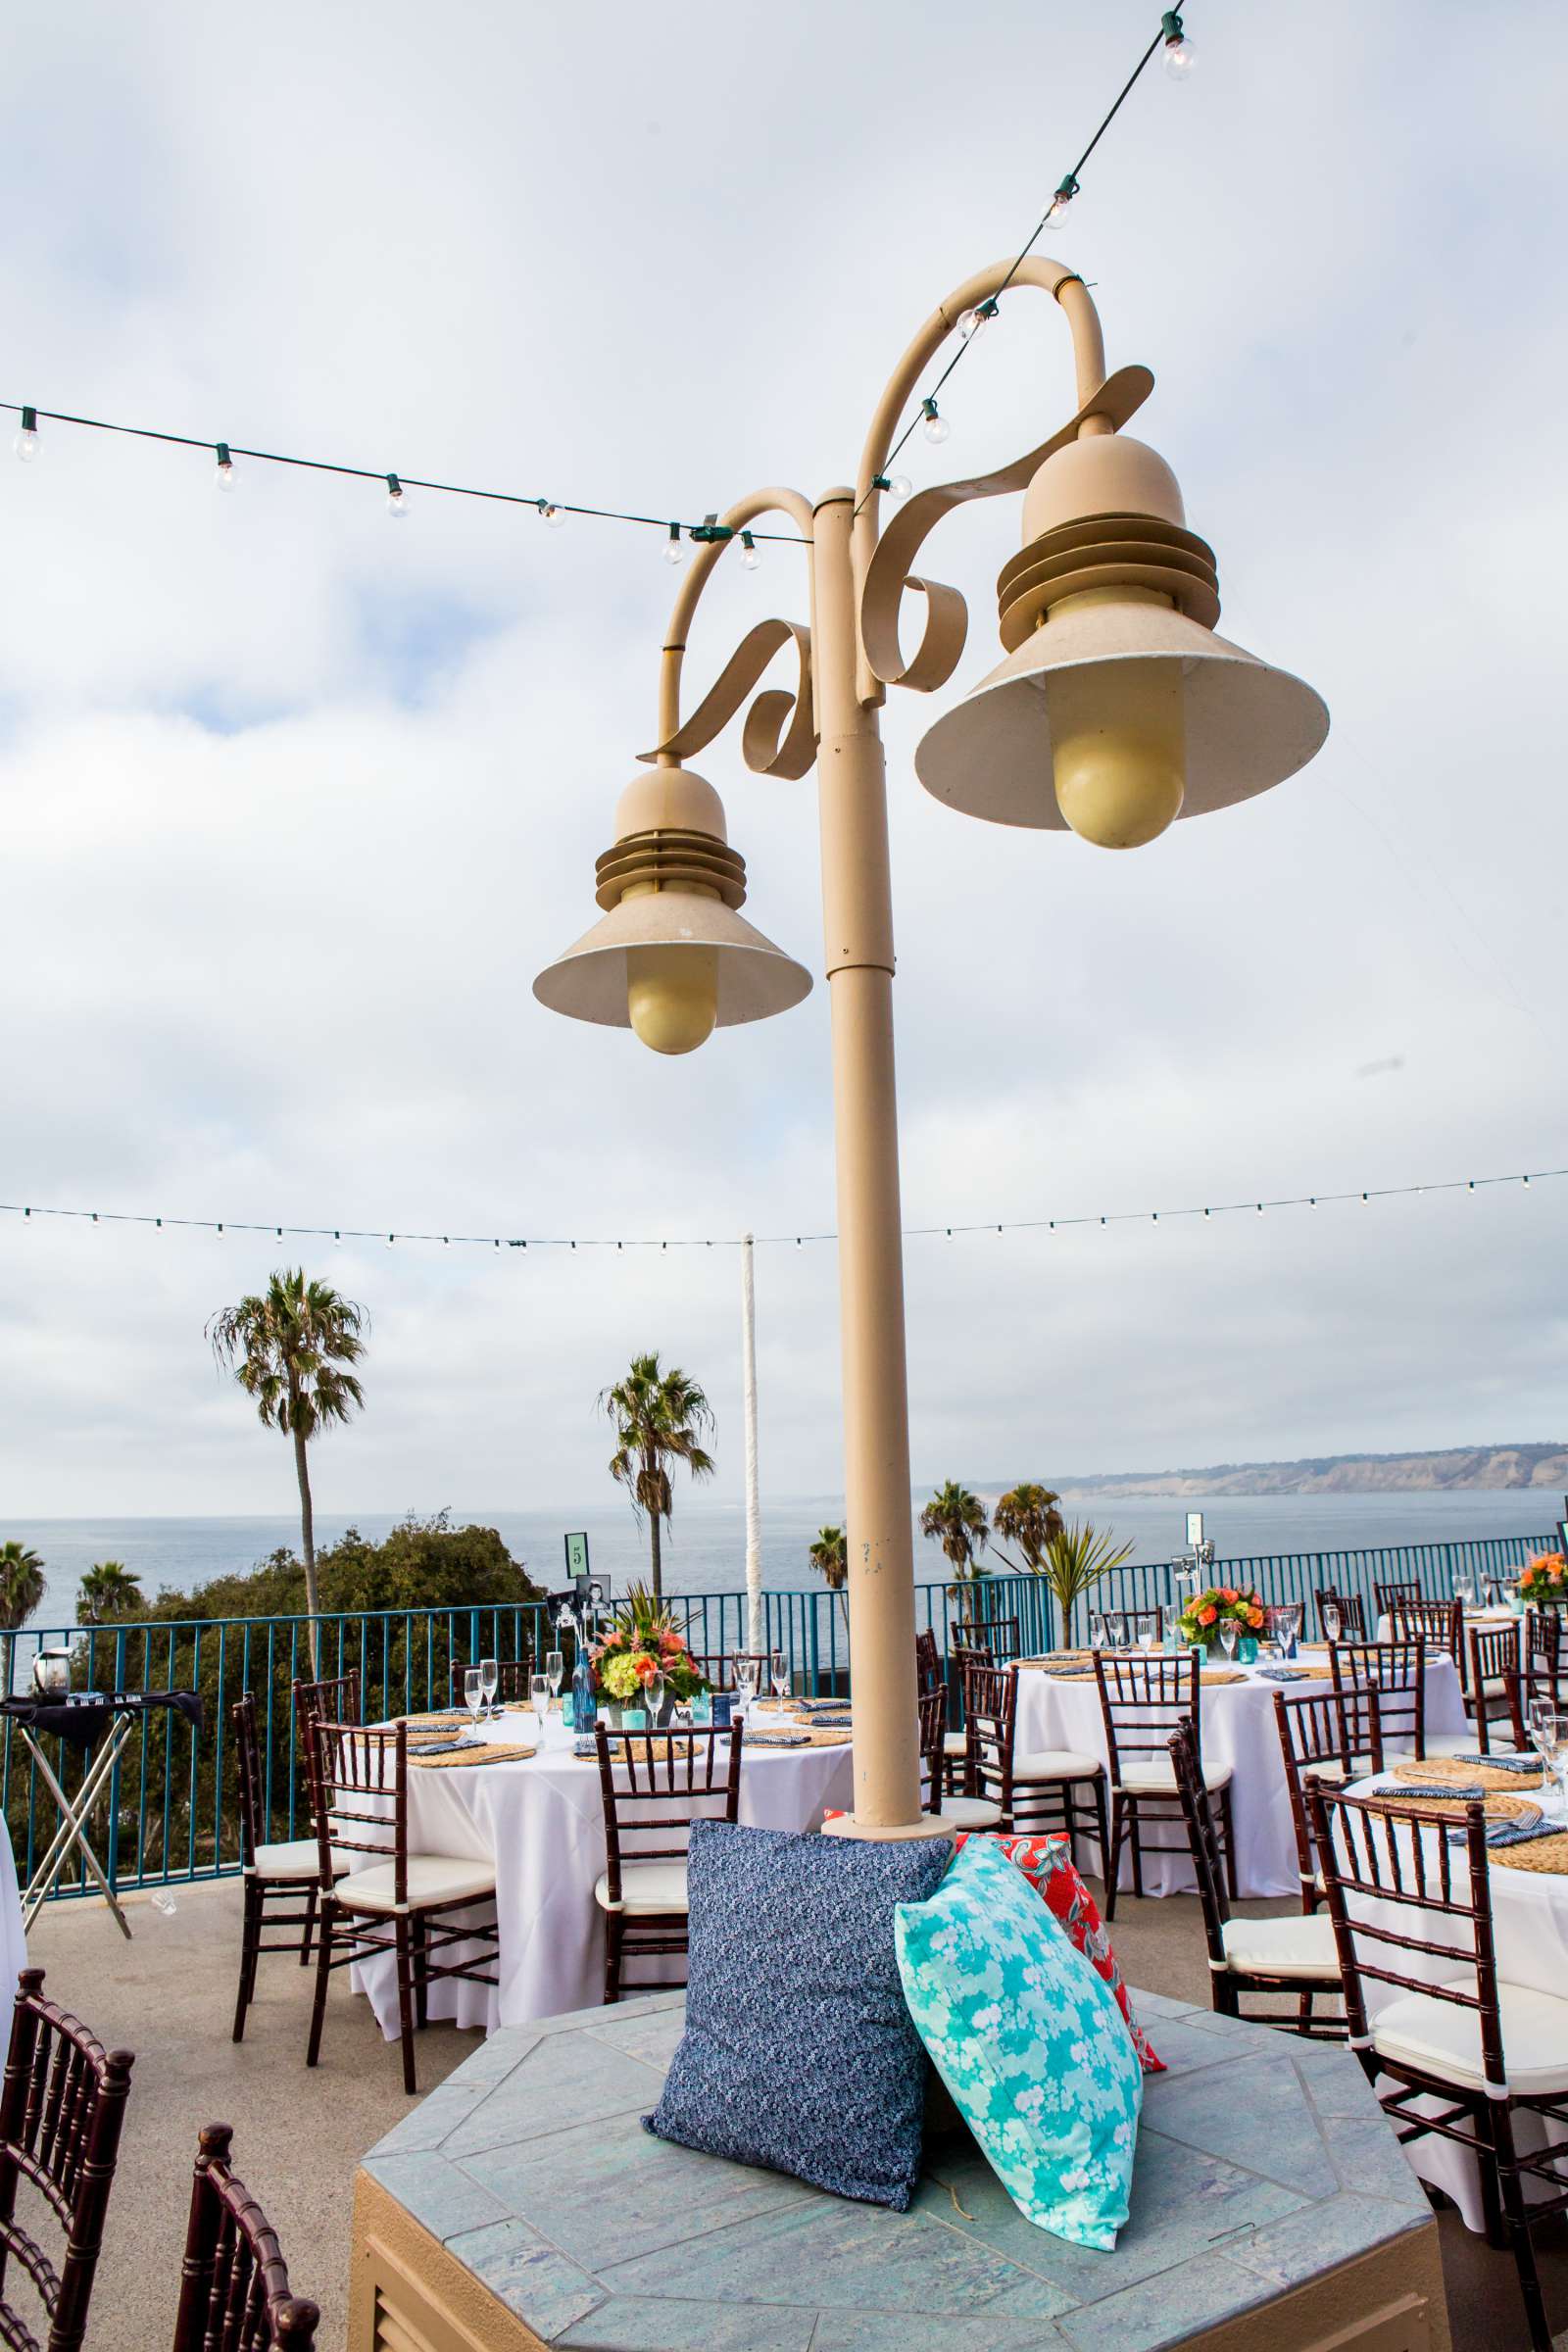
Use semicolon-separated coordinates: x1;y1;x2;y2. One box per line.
825;1807;1164;2075
955;1831;1163;2072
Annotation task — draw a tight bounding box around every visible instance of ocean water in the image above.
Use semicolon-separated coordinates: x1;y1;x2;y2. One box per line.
4;1489;1561;1633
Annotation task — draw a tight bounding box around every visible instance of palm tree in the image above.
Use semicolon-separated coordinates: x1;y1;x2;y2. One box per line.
991;1483;1065;1575
75;1561;144;1627
808;1525;849;1634
0;1542;45;1631
208;1270;368;1666
919;1482;990;1588
600;1352;715;1601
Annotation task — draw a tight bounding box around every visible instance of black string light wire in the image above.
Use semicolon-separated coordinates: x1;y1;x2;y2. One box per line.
0;1163;1557;1255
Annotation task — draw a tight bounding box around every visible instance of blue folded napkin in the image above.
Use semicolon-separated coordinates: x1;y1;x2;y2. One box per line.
1447;1815;1557;1849
793;1711;852;1728
572;1735;599;1758
1256;1668;1311;1683
745;1730;809;1747
1450;1753;1542;1775
1390;1784;1486;1802
795;1698;851;1714
411;1738;481;1756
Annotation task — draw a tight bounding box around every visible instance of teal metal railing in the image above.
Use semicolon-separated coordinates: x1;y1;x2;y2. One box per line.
6;1527;1552;1905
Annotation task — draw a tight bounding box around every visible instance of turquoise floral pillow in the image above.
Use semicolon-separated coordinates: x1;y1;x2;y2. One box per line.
895;1834;1142;2248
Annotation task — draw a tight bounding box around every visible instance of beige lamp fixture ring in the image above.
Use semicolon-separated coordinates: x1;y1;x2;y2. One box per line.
530;764;811;1054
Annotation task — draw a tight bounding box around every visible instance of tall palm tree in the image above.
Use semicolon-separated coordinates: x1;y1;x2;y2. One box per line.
599;1352;714;1601
75;1561;144;1627
991;1483;1065;1575
0;1541;45;1631
808;1525;849;1633
208;1270;368;1665
919;1482;990;1585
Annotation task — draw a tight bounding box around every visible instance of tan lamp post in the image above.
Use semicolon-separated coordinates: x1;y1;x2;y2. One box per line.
534;255;1328;1838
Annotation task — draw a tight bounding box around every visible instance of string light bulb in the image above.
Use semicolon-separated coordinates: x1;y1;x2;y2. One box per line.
664;522;685;565
921;398;950;446
215;442;236;492
739;530;760;570
385;471;409;518
538;500;566;527
1046;173;1079;225
958;298;1000;344
14;408;37;463
1161;11;1196;76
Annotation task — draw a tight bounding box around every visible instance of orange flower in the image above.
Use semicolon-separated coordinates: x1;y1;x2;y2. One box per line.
1247;1606;1265;1629
634;1653;658;1685
1219;1588;1238;1604
1199;1604;1217;1626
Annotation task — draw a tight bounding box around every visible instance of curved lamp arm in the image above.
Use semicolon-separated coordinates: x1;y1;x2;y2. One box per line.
640;487;817;777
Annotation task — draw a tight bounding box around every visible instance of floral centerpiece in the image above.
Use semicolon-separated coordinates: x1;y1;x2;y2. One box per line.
589;1584;709;1723
1520;1553;1568;1608
1175;1585;1266;1657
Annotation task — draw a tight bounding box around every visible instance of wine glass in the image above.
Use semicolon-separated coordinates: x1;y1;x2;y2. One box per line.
1321;1603;1342;1645
464;1667;484;1734
1218;1620;1239;1664
1088;1611;1105;1651
731;1653;758;1710
770;1649;790;1703
546;1648;564;1702
1135;1611;1156;1652
528;1672;551;1738
1453;1571;1475;1609
1535;1709;1566;1818
646;1670;666;1725
480;1656;499;1717
1527;1696;1555;1776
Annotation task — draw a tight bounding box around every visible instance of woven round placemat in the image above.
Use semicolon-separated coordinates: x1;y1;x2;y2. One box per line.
1391;1756;1545;1793
396;1710;470;1730
1371;1788;1535;1820
1200;1671;1247;1687
749;1723;853;1747
1015;1653;1094;1671
1492;1830;1568;1874
411;1740;536;1769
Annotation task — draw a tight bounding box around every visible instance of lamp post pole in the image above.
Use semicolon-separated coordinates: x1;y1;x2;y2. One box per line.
534;255;1327;1839
808;486;920;1832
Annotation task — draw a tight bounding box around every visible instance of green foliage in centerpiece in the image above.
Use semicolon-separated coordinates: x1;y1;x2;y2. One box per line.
1175;1584;1266;1647
590;1582;709;1704
1521;1553;1568;1605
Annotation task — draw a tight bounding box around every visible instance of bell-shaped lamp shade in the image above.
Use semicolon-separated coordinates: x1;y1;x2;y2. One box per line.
914;429;1329;847
532;765;811;1054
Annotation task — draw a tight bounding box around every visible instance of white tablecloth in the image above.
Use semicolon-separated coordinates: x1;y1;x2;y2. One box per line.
1012;1652;1468;1899
1345;1769;1568;2232
0;1821;24;1998
352;1709;854;2037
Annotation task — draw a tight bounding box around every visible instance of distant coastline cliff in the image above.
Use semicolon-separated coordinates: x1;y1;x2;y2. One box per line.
1031;1444;1568;1501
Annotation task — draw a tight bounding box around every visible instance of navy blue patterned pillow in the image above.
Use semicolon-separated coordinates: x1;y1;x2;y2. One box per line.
644;1818;951;2210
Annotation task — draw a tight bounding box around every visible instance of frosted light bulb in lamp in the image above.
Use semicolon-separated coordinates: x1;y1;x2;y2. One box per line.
14;408;37;462
540;501;566;527
740;530;760;570
1049;658;1185;849
663;522;685;565
215;442;236;491
385;472;409;517
1161;12;1196;75
921;399;950;445
625;943;718;1054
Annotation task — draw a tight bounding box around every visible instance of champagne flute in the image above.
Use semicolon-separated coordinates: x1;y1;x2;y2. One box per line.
1321;1603;1342;1645
1218;1620;1239;1664
1088;1611;1105;1652
646;1670;666;1725
731;1653;758;1710
529;1671;551;1737
464;1667;484;1736
1454;1571;1476;1610
480;1656;499;1717
546;1648;564;1703
1527;1696;1555;1783
770;1649;790;1703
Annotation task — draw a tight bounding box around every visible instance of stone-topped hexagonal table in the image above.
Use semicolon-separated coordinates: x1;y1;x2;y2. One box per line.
349;1988;1450;2352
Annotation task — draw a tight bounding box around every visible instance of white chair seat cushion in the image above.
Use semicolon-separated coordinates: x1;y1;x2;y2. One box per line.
1013;1747;1102;1782
249;1839;321;1881
942;1795;1004;1830
1475;1676;1510;1699
1117;1757;1232;1793
340;1855;497;1914
1373;1978;1568;2098
1219;1911;1341;1983
1299;1759;1347;1784
942;1733;967;1757
594;1860;690;1916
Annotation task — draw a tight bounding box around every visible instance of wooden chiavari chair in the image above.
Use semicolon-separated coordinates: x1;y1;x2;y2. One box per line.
0;1970;134;2352
291;1670;361;1739
1467;1621;1523;1753
447;1657;534;1708
914;1628;943;1696
1312;1587;1367;1642
172;2124;318;2351
305;1721;500;2095
1092;1651;1235;1918
1389;1596;1465;1688
1095;1606;1166;1649
594;1724;743;2001
1524;1607;1562;1679
231;1693;347;2043
1271;1690;1353;1913
1506;1662;1568;1755
951;1612;1023;1661
1169;1726;1343;2036
1308;1781;1568;2352
1372;1578;1422;1619
960;1656;1106;1868
1329;1636;1471;1768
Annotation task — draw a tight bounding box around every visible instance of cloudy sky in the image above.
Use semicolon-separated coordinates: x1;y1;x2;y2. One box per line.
0;0;1562;1521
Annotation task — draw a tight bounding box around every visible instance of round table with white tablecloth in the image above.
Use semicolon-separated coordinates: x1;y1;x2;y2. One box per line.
351;1707;854;2039
1344;1767;1568;2233
1011;1650;1469;1899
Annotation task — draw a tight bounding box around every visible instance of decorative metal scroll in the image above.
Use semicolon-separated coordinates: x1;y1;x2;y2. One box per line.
639;617;814;780
859;363;1154;693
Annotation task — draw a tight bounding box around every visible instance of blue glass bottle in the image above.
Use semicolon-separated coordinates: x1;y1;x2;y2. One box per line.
571;1645;597;1733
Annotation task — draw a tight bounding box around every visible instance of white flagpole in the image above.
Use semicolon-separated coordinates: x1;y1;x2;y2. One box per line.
741;1232;763;1655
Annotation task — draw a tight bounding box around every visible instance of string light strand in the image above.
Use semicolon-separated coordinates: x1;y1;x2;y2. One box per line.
0;1162;1556;1255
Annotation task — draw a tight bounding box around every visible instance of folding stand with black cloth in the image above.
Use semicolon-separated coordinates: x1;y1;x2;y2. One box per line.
0;1691;204;1937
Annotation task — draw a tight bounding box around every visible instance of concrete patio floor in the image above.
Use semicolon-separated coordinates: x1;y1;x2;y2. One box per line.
18;1871;1565;2350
